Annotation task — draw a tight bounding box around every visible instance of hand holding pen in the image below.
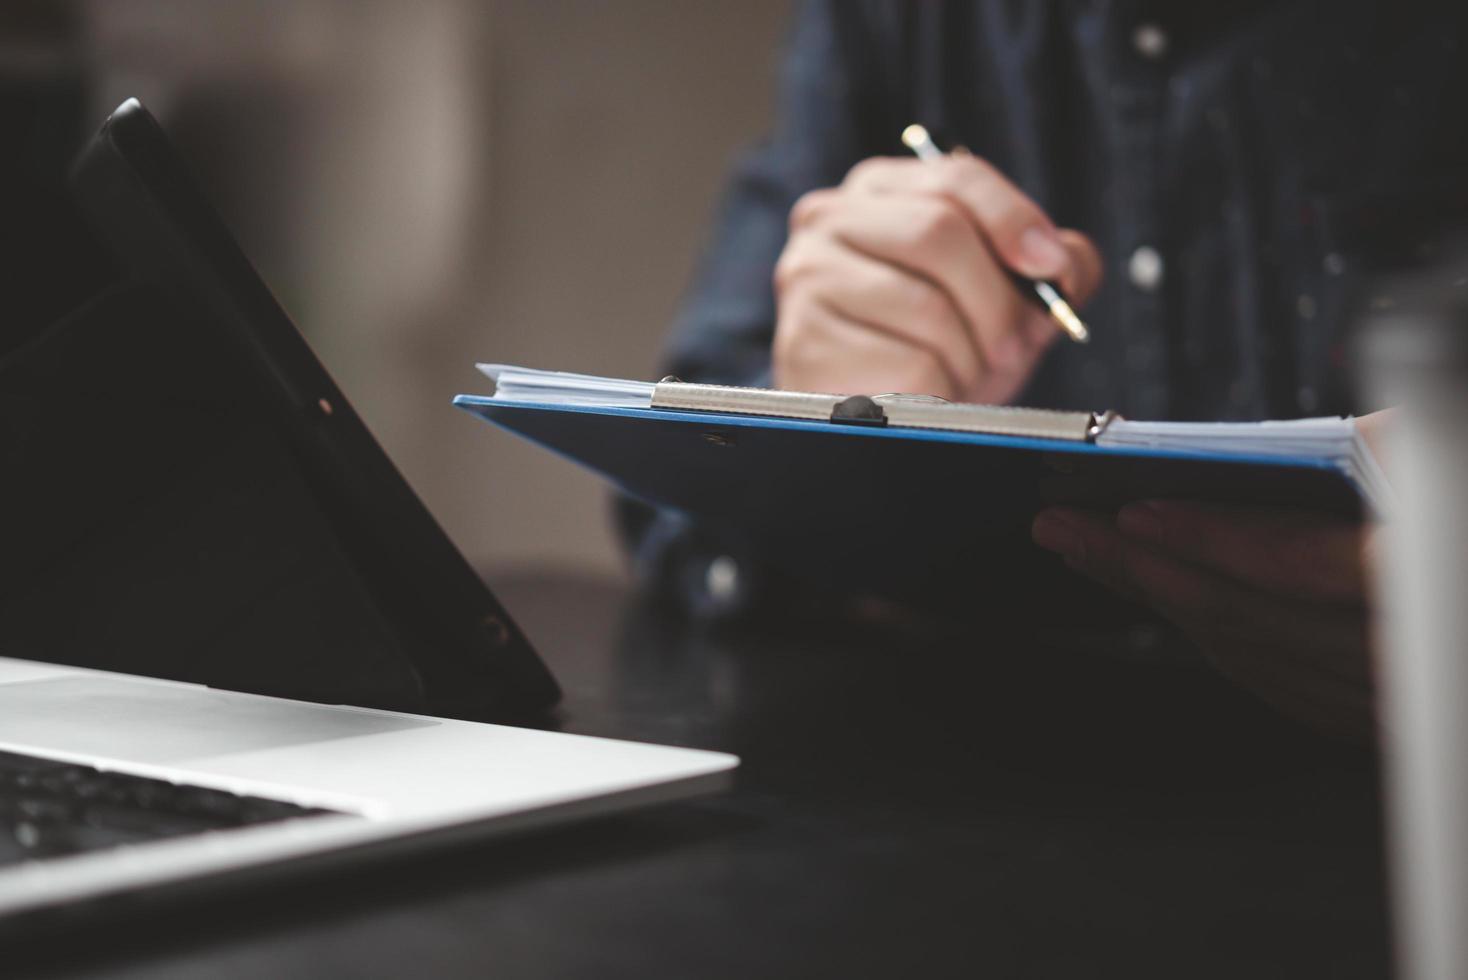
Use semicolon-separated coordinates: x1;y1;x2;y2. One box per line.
771;126;1102;405
902;125;1090;343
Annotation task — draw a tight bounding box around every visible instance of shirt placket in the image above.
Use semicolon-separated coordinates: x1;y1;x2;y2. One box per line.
1108;13;1170;419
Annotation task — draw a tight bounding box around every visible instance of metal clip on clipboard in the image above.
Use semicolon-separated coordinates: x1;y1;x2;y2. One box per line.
650;379;1119;443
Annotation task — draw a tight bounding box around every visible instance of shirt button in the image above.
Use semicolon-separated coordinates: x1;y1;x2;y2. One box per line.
705;555;741;604
1132;23;1169;60
1128;246;1165;292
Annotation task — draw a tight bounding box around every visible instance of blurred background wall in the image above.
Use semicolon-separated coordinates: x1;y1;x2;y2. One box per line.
77;0;793;577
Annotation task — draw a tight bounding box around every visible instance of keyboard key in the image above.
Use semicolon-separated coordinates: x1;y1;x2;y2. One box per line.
0;749;344;868
0;750;70;775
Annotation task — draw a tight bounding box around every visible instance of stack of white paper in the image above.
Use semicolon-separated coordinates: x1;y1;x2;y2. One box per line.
477;364;654;409
1100;417;1393;515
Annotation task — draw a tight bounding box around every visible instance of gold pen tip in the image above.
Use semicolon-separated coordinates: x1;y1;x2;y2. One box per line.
901;124;930;150
1049;298;1090;344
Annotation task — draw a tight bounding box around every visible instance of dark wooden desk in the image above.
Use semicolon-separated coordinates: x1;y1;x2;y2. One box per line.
17;571;1388;979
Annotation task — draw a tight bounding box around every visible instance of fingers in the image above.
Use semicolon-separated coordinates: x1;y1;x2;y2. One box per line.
775;228;984;394
841;155;1102;302
1030;507;1371;681
1112;501;1372;603
776;153;1104;404
772;288;960;398
1032;506;1376;740
788;193;1053;398
1033;507;1366;644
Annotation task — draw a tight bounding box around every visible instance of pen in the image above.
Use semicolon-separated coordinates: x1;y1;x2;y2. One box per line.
901;124;1090;344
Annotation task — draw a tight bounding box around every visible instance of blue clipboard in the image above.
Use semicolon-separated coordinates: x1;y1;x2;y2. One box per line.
454;393;1365;612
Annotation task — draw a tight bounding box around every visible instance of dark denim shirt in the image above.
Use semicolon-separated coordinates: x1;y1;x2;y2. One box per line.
628;0;1468;613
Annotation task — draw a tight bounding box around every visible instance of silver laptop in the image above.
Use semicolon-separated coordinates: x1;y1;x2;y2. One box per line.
0;98;735;921
0;656;733;919
0;657;734;921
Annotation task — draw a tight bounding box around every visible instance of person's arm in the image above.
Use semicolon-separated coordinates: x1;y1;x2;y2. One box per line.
1030;411;1394;741
669;1;1102;404
638;1;1101;614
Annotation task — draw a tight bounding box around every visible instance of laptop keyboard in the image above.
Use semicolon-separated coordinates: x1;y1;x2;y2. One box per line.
0;749;343;868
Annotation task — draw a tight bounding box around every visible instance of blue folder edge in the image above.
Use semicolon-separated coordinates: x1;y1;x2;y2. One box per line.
452;394;1364;610
452;395;1354;480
